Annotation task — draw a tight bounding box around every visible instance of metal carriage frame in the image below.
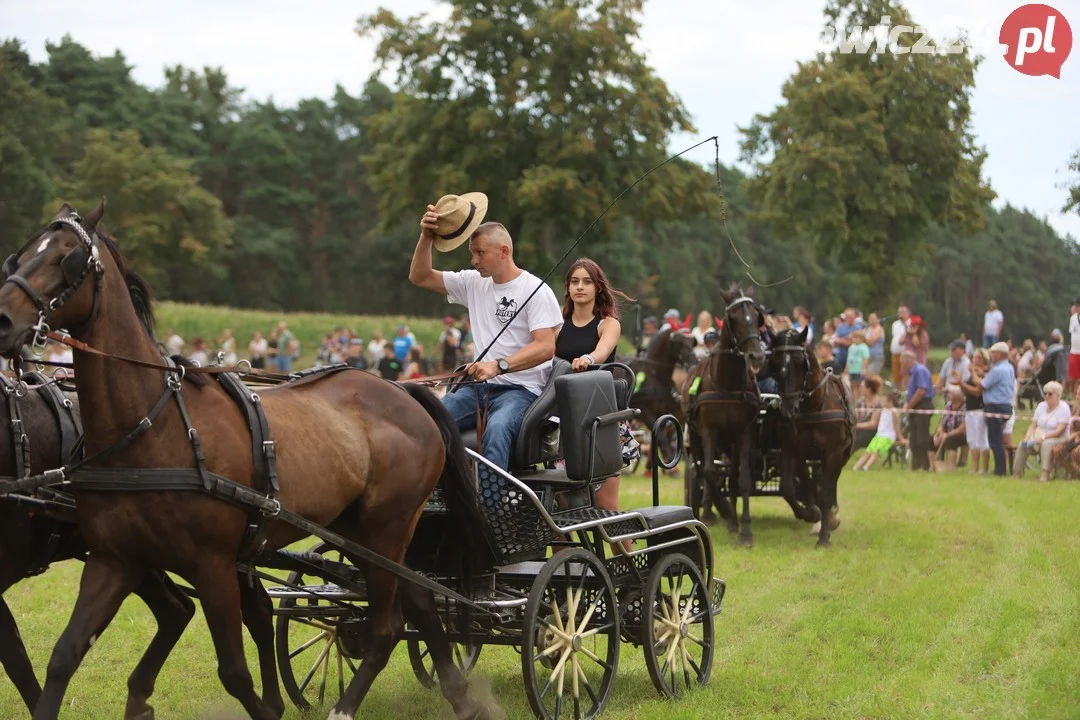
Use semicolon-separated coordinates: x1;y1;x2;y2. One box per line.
260;363;726;719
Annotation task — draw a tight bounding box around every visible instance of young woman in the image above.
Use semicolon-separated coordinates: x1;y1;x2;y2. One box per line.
554;258;637;534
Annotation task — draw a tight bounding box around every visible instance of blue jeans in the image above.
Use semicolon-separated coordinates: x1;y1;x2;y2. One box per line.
984;334;997;348
441;383;538;471
984;403;1012;476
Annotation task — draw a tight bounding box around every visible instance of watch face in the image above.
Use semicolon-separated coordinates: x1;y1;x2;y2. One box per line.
498;359;509;372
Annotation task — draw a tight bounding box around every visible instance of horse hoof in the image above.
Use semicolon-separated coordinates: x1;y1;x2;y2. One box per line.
828;509;841;531
124;705;154;720
738;533;753;549
815;538;832;549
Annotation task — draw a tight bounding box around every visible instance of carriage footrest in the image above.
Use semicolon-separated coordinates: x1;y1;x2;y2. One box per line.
552;507;645;536
709;577;726;615
632;505;696;529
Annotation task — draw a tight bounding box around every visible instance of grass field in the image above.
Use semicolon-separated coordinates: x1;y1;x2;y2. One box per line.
2;463;1078;720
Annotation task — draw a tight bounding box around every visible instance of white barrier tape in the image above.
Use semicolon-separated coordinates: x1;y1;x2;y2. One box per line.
892;407;1066;421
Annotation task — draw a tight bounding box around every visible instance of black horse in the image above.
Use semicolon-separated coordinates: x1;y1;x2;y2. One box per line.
680;287;765;547
627;327;696;470
770;327;855;547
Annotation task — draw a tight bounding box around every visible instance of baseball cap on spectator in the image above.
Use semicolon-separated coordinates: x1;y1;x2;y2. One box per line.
949;339;966;351
704;329;719;344
664;308;679;319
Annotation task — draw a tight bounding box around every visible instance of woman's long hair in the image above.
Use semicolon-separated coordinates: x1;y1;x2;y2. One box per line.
561;257;634;320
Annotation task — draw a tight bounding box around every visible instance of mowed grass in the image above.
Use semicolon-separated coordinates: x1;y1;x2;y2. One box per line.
2;464;1079;719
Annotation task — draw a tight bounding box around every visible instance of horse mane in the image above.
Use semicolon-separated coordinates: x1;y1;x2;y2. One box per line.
95;229;207;387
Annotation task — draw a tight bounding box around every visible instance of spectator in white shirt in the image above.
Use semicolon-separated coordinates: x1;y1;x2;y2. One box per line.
890;305;910;390
983;299;1004;348
1013;381;1072;482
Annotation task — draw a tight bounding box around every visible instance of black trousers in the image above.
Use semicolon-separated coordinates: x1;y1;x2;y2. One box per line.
909;398;934;471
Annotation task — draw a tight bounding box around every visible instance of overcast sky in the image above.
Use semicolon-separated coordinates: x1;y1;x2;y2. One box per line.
4;0;1078;241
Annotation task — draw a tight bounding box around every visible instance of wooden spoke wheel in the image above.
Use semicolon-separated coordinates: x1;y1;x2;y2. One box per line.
407;634;482;689
274;542;364;711
641;553;714;699
522;548;620;719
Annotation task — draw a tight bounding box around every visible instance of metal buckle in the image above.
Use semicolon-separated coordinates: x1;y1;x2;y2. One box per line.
262;498;281;517
262;440;276;458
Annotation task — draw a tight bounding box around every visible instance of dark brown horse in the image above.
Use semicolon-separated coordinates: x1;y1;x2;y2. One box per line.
0;203;495;720
0;374;284;718
769;327;855;548
680;287;765;547
628;327;696;468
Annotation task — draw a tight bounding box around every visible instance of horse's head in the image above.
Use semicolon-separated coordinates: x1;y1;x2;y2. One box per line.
669;329;697;367
770;326;811;419
0;201;107;359
717;286;765;374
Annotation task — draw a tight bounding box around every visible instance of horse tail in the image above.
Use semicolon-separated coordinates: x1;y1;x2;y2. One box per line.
402;383;496;593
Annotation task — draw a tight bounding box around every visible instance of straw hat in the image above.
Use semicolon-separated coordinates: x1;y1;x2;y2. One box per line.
432;192;488;252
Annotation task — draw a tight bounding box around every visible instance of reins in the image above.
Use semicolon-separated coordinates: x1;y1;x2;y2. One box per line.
41;330;471;388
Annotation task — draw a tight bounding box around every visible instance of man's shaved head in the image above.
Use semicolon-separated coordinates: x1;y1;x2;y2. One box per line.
471;221;513;252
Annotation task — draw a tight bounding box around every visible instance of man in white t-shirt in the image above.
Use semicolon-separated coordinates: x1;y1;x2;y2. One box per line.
409;202;563;471
983;299;1003;348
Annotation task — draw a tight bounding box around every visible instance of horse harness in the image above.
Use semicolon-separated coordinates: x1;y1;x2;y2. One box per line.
0;212;493;613
0;372;84;577
772;342;854;427
686;294;765;421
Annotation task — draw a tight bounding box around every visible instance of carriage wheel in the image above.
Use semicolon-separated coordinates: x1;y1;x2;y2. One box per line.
275;542;362;711
641;553;714;699
407;635;482;689
522;548;620;719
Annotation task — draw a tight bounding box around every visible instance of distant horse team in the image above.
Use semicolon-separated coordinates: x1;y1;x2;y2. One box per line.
0;202;850;718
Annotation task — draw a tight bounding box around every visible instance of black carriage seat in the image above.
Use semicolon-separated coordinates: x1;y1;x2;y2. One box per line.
459;357;573;473
521;369;637;485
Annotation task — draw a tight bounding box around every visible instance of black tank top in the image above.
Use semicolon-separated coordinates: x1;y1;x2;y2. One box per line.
556;315;615;364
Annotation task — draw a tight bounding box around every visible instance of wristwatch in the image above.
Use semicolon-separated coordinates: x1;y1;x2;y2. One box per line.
497;358;510;374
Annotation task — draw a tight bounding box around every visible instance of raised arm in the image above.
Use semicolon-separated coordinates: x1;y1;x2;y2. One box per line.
408;204;447;294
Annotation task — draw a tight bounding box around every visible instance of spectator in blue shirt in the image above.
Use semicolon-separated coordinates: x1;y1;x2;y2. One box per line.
981;342;1016;476
392;324;414;363
832;308;866;373
902;350;935;471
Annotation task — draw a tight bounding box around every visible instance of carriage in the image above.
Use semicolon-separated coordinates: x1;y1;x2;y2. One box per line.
1;355;725;719
259;359;725;717
683;392;824;512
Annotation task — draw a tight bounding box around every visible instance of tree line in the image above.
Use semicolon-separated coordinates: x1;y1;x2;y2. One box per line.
1;0;1078;347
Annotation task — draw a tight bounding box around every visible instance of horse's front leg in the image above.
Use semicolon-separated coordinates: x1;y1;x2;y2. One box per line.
703;433;735;532
778;445;813;523
737;426;754;548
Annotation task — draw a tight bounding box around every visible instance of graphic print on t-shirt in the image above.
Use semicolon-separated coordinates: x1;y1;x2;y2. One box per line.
495;296;517;324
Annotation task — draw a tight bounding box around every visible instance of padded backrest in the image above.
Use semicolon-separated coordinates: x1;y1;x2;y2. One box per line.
511;357;573;470
555;370;623;481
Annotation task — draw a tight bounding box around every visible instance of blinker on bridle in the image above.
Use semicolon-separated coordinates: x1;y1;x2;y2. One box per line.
1;214;104;356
